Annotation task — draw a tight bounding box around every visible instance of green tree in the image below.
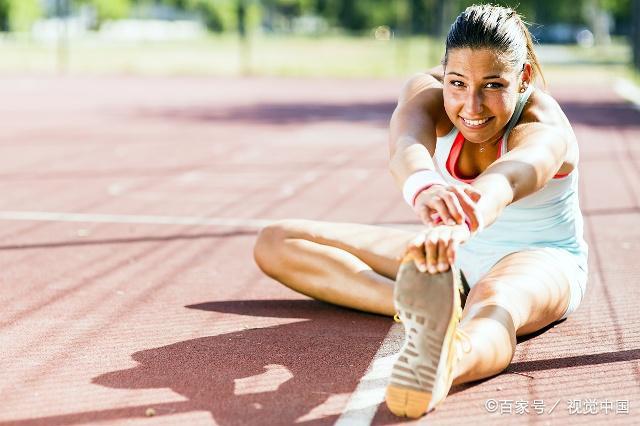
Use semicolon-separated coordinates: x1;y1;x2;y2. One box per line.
74;0;131;25
0;0;9;31
312;0;403;33
94;0;131;20
0;0;42;31
600;0;632;34
159;0;239;32
633;0;639;69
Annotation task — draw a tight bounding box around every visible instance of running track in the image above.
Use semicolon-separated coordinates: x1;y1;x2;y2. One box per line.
0;74;638;425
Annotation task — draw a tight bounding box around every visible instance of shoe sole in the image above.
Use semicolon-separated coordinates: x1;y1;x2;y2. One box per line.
385;258;460;418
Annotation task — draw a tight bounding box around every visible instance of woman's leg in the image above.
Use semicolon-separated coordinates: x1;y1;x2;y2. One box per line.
451;248;574;385
254;219;418;316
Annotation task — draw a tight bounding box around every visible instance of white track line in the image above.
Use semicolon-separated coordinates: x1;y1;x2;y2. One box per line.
614;78;640;111
335;323;404;425
0;208;409;423
0;210;418;232
0;211;273;229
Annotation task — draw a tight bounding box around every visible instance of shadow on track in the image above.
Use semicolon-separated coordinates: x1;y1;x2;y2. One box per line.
97;299;390;425
561;100;640;128
135;101;396;126
0;300;391;426
134;98;640;130
0;230;258;251
3;299;639;425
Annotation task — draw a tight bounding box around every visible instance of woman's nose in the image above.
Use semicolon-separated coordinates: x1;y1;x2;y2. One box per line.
463;90;483;115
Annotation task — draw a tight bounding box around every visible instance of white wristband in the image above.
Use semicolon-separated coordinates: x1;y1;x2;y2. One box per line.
432;209;485;237
402;170;447;206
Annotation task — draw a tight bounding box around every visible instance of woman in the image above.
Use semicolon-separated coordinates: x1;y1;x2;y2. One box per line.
253;4;588;418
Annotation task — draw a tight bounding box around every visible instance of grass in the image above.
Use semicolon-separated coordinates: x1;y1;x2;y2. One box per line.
624;64;640;86
0;33;444;78
0;32;636;83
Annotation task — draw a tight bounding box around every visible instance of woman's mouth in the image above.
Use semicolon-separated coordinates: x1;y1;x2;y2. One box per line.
460;116;493;129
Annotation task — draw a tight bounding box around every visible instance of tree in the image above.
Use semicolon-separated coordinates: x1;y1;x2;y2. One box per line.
0;0;42;32
633;0;640;69
74;0;131;26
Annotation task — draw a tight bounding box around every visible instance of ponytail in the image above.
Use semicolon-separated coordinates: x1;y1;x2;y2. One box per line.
515;17;546;88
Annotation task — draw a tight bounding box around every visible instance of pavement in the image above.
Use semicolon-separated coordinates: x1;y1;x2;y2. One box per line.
0;70;638;425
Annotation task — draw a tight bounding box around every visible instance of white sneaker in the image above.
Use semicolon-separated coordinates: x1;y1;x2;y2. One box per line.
385;254;471;418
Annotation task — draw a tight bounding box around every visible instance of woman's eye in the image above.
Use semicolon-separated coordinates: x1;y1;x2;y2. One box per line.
485;82;503;88
450;80;464;87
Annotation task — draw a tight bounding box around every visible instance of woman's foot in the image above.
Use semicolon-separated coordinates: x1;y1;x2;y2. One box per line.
385;255;468;418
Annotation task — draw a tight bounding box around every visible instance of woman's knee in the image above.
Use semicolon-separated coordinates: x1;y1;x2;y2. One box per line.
254;221;286;274
464;278;525;335
253;219;308;275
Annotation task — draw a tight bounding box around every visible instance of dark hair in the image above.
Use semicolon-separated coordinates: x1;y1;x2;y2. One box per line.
443;4;545;87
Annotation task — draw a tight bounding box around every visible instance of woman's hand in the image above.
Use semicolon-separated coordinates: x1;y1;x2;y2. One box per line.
405;224;471;274
413;184;482;232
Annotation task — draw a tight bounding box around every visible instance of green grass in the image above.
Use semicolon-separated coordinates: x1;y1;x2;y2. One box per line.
0;32;635;81
0;33;444;78
624;64;640;86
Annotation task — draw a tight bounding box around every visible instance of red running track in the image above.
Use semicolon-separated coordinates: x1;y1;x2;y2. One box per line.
0;74;638;425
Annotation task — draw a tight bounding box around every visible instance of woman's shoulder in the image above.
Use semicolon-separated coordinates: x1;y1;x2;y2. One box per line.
521;87;572;131
398;72;442;103
515;87;579;170
397;73;452;136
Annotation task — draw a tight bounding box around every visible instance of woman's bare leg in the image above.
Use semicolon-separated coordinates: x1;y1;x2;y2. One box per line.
451;249;573;385
254;219;418;316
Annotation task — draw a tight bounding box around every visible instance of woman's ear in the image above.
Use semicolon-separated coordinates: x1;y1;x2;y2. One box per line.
520;62;533;92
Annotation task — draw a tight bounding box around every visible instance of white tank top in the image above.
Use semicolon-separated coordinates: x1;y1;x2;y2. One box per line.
432;86;588;270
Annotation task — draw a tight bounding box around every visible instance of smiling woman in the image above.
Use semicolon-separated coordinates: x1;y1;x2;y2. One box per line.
444;49;526;144
253;3;588;419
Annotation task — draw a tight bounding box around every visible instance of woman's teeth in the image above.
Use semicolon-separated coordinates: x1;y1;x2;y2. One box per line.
462;117;490;126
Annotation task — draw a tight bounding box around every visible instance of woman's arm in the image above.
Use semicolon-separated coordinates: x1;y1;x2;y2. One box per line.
389;73;481;228
388;73;444;187
425;65;444;84
471;122;569;229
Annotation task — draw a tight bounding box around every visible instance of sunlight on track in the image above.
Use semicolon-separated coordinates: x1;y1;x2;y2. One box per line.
233;364;294;395
295;393;352;422
614;79;640;110
335;324;403;425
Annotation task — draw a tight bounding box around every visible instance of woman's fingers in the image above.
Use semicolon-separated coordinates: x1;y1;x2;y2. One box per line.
439;191;465;225
450;186;481;232
405;225;470;275
451;225;472;262
414;186;473;227
414;187;459;226
407;233;427;272
462;185;482;203
416;205;432;226
428;196;454;225
447;230;463;264
446;238;458;265
437;238;450;272
419;227;456;274
425;231;439;273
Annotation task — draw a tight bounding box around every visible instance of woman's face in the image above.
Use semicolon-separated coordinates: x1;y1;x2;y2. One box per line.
443;48;530;145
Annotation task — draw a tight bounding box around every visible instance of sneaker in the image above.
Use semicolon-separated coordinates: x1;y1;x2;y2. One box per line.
385;254;471;418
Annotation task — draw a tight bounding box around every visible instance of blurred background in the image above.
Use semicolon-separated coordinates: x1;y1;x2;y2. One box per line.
0;0;637;80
